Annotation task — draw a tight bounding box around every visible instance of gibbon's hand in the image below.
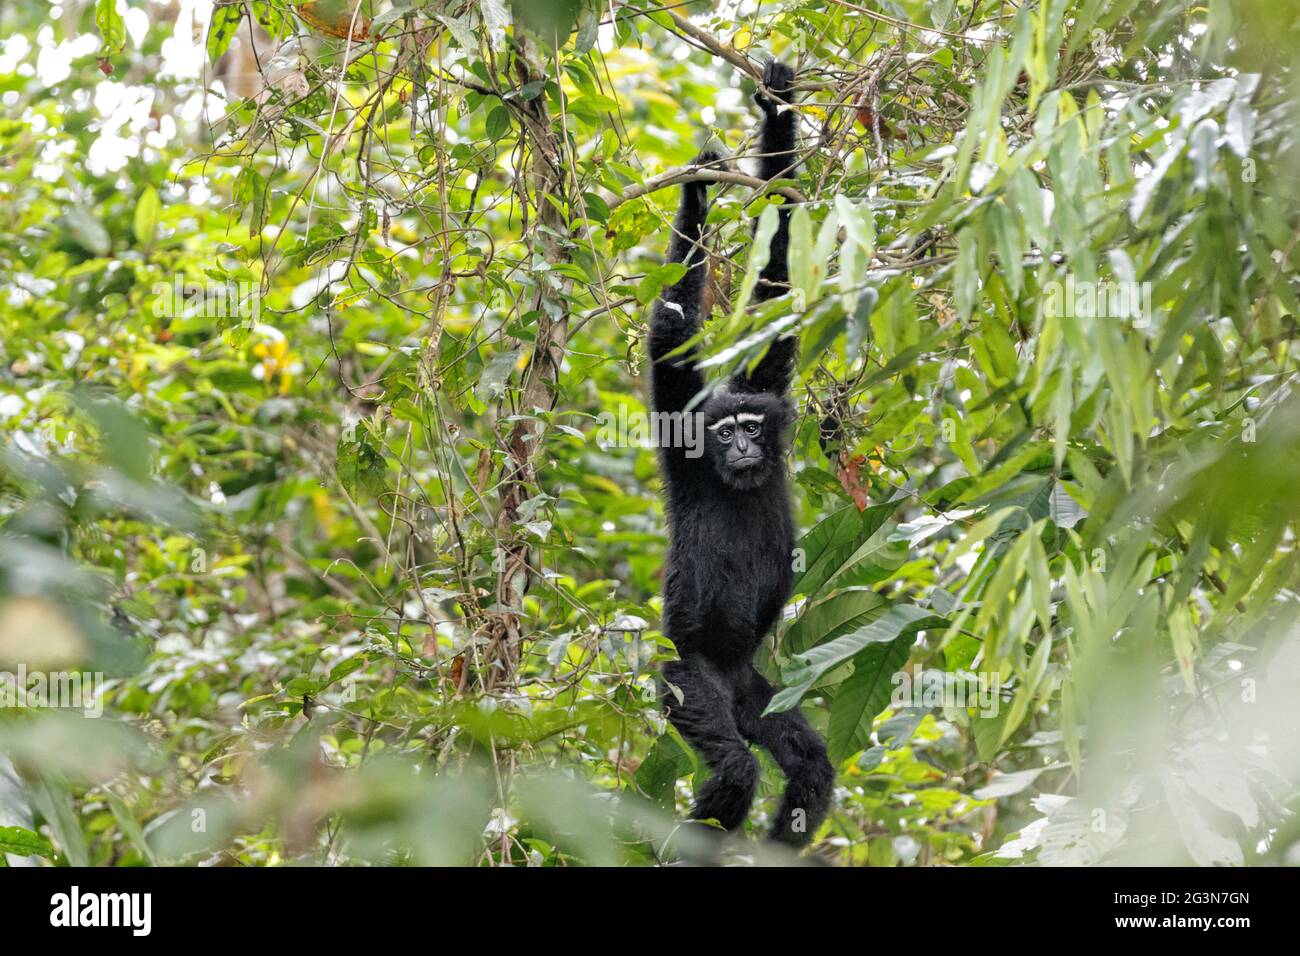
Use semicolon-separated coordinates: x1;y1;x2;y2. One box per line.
691;147;726;169
755;59;796;114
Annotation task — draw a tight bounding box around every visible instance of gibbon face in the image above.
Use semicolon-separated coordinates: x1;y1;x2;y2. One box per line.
701;392;791;490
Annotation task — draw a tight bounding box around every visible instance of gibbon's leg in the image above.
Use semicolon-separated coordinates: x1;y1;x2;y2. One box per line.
661;657;759;832
649;150;722;418
735;667;834;847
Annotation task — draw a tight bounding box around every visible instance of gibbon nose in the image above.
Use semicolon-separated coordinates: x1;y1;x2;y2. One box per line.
729;434;760;467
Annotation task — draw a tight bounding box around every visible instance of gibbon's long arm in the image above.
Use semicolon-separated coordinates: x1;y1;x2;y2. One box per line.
731;59;800;398
649;150;720;418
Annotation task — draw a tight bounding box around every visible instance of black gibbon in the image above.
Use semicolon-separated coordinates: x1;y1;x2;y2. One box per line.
648;60;833;847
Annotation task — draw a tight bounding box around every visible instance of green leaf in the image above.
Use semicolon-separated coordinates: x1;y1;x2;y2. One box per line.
973;710;1007;763
236;167;271;239
573;4;599;53
207;3;243;62
954;224;979;319
337;429;388;498
973;765;1054;800
727;205;780;325
105;792;158;865
826;636;913;762
28;780;87;866
1130;127;1185;222
0;826;55;859
787;204;815;307
1000;634;1052;743
95;0;126;52
990;200;1024;297
835;194;874;256
767;604;945;714
326;654;367;686
783;586;886;657
60;207;111;257
793;500;901;599
636;262;687;305
435;13;478;50
845;285;878;359
1189;118;1219;191
133;185;160;248
485;105;511;141
1174;742;1258;829
476;347;522;401
480;0;512;41
634;731;694;811
1159;769;1244;866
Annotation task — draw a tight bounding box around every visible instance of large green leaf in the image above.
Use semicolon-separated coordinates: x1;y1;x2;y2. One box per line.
766;605;946;715
826;636;914;763
782;586;887;656
634;731;695;812
793;500;902;599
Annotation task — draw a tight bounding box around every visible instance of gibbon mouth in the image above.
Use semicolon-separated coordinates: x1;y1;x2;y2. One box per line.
729;455;762;468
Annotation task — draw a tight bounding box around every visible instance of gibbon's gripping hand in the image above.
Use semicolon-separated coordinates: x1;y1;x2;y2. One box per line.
691;147;725;170
755;59;796;115
664;148;723;267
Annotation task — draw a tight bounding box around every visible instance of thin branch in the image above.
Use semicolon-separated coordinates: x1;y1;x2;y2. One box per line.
664;10;837;92
824;0;999;44
606;166;807;212
667;11;759;80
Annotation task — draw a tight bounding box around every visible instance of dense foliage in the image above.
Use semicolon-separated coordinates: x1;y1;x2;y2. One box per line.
0;0;1297;866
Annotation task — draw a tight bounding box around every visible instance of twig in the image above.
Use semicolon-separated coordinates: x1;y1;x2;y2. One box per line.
667;11;759;80
607;166;807;213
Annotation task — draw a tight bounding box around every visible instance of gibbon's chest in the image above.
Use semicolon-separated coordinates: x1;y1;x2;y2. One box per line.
666;482;795;604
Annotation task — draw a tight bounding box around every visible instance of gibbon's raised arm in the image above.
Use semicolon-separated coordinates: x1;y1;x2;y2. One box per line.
648;149;721;419
731;59;800;397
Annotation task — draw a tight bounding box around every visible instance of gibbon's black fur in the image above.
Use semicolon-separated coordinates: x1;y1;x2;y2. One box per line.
649;60;833;847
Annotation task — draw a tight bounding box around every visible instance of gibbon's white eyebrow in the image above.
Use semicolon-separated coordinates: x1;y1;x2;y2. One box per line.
707;412;765;431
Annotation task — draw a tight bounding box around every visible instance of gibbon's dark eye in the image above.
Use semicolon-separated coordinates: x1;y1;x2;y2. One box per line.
744;422;760;436
717;427;733;442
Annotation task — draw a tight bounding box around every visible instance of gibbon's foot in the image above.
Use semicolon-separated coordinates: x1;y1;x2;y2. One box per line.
756;59;796;112
660;657;761;831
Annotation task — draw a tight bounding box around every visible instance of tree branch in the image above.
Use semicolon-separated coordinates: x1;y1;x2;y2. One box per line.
486;43;574;690
606;165;807;213
667;11;760;81
664;11;833;93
